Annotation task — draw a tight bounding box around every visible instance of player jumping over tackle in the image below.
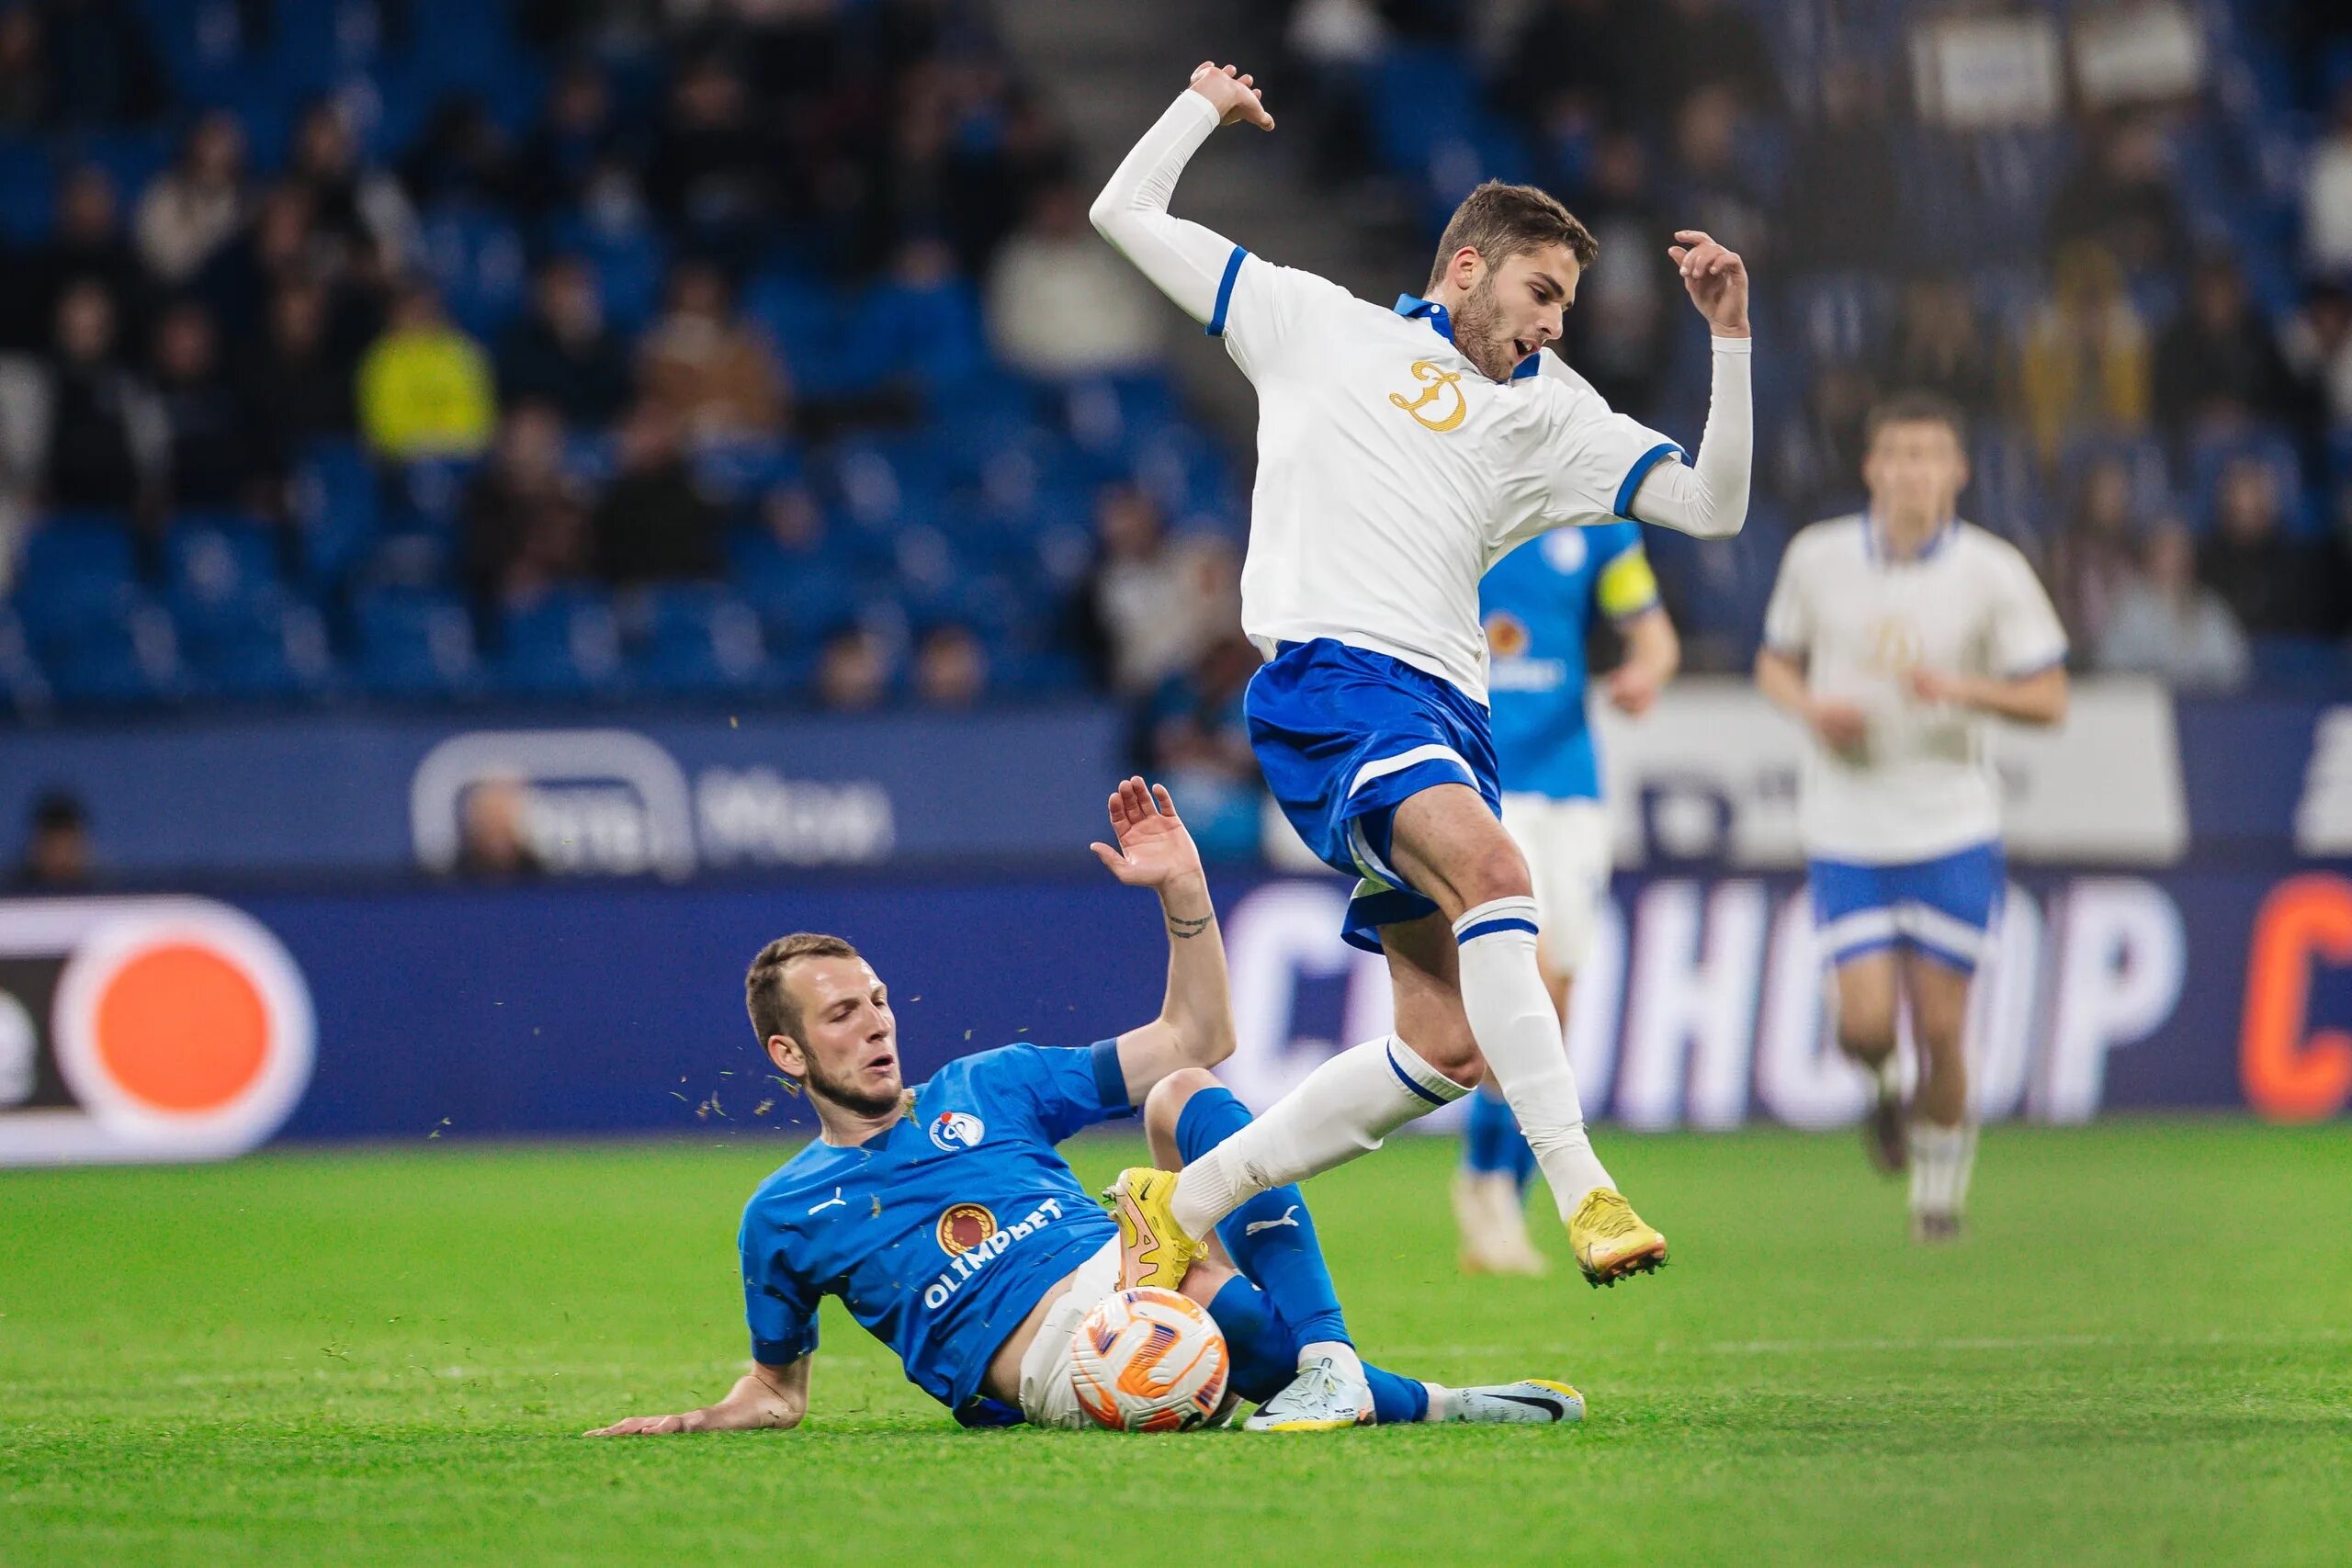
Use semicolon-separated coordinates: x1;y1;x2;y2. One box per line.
1755;392;2069;1241
588;780;1582;1437
1089;62;1753;1328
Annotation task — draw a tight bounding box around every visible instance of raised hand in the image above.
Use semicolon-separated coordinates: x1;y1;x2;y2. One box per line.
1667;229;1749;338
1090;776;1205;891
1188;62;1274;130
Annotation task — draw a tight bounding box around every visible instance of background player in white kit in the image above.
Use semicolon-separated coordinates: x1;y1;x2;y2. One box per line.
1754;392;2069;1240
1088;60;1752;1332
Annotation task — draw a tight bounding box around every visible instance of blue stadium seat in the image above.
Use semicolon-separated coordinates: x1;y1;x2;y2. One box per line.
354;585;480;698
0;604;51;715
291;439;384;587
418;203;529;339
545;217;666;332
837;276;989;397
11;521;139;638
178;589;336;700
34;594;183;707
741;272;846;395
166;522;281;614
622;584;767;694
492;587;624;698
692;438;800;508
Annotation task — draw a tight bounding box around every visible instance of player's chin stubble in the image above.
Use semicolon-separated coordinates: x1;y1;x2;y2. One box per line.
1451;275;1515;383
807;1061;906;1120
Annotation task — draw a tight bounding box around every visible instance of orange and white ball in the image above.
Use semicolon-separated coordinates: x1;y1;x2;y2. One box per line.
1069;1286;1230;1432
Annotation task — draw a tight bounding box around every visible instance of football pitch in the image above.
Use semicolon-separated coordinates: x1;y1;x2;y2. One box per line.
4;1122;2346;1565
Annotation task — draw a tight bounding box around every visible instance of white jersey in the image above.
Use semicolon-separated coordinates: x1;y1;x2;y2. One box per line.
1762;515;2068;863
1216;256;1680;705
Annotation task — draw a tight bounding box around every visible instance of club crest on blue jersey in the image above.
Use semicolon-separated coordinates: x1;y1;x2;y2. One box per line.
935;1201;998;1256
929;1111;986;1152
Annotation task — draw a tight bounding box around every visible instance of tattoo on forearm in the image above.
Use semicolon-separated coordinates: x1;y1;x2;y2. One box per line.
1167;912;1213;939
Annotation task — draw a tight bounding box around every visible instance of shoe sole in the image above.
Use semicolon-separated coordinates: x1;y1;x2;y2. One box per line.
1579;1238;1669;1289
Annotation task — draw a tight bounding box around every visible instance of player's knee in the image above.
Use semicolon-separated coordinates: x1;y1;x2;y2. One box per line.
1456;840;1532;913
1143;1067;1221;1148
1414;1027;1484;1086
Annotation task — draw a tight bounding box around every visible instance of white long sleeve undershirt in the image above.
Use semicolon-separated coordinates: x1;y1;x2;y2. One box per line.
1087;90;1232;323
1091;89;1752;541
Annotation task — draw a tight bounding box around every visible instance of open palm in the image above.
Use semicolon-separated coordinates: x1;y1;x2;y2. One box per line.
1090;776;1204;889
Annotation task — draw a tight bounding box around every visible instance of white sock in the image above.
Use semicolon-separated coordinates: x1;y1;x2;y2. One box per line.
1420;1382;1451;1422
1871;1053;1901;1100
1453;897;1612;1218
1299;1338;1363;1384
1169;1034;1466;1236
1907;1121;1976;1215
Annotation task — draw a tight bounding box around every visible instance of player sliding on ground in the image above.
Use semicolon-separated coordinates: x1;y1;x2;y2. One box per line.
1090;62;1753;1310
587;779;1583;1437
1755;392;2069;1241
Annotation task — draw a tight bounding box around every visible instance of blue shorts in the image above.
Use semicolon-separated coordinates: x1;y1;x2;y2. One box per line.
1808;841;2005;974
1246;638;1501;953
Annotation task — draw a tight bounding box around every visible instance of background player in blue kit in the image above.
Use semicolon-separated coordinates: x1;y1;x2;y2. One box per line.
587;779;1584;1437
1455;524;1679;1275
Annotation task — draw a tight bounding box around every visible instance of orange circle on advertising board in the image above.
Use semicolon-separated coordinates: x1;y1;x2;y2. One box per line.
93;942;270;1113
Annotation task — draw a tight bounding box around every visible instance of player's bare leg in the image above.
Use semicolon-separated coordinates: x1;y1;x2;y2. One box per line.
1902;953;1977;1242
1831;952;1906;1174
1386;789;1664;1285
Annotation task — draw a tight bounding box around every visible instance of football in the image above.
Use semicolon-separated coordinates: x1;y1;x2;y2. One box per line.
1069;1287;1231;1432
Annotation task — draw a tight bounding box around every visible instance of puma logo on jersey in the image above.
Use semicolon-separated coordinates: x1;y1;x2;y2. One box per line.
1243;1204;1301;1235
808;1188;846;1214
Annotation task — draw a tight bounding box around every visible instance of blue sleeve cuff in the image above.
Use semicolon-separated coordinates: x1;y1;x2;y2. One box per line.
1090;1038;1136;1115
1611;442;1684;520
1206;246;1247;337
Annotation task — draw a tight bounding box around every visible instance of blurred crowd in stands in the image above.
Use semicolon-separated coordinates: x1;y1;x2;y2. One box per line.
4;1;2352;850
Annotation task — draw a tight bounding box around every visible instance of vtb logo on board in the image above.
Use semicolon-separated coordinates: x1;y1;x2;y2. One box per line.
0;897;314;1167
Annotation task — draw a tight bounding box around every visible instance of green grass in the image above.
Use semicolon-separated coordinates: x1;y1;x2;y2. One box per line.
3;1122;2348;1565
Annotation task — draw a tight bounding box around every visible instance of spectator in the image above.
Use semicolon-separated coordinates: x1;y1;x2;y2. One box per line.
193;182;322;338
1885;278;1999;421
151;301;255;511
2305;85;2352;279
988;182;1162;378
2280;283;2352;438
39;0;165;128
646;56;779;251
1782;58;1905;277
590;400;721;586
2045;115;2188;277
2048;457;2144;654
1564;131;1668;414
497;255;634;428
42;279;160;513
2153;258;2295;451
0;4;47;130
13;788;93;890
1139;631;1266;861
1639;0;1782;119
356;283;496;461
288;101;416;270
2018;244;2152;466
453;774;545;881
4;164;145;354
2098;522;2250;692
1494;0;1635;133
2197;457;2335;635
135;111;248;288
1076;487;1219;695
462;401;588;637
1660;85;1771;268
236;279;356;483
637;259;789;440
401;93;515;209
913;623;989;709
516;60;623;220
815;624;891;711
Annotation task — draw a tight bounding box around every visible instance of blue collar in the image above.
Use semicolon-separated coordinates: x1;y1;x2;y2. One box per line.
1864;513;1954;565
1393;293;1543;380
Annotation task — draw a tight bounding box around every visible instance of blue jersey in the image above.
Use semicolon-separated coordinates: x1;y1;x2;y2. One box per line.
740;1042;1131;1418
1480;522;1658;801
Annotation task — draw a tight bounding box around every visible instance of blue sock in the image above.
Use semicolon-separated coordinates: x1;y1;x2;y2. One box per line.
1207;1276;1428;1424
1176;1086;1349;1348
1464;1083;1538;1195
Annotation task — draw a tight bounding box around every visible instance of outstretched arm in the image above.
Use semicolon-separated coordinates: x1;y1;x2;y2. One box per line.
1629;231;1752;540
585;1356;809;1437
1091;777;1236;1100
1090;63;1273;323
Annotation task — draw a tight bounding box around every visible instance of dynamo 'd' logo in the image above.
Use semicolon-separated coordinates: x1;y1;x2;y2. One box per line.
929;1111;985;1152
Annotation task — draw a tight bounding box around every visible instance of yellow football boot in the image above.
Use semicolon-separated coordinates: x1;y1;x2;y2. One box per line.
1103;1167;1206;1290
1566;1188;1668;1287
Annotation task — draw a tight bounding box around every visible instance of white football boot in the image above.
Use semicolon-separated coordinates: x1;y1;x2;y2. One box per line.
1243;1355;1375;1432
1436;1380;1586;1425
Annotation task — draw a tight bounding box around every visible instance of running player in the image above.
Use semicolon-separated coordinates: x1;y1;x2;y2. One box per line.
1754;392;2068;1240
587;780;1584;1436
1090;62;1751;1311
1456;525;1679;1275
